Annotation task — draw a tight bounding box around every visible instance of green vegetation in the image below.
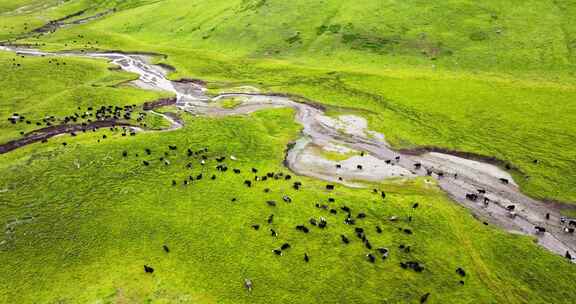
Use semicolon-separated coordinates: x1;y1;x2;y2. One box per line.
562;209;576;218
0;50;170;143
1;0;575;303
1;110;575;303
219;97;244;109
314;145;360;162
13;0;572;202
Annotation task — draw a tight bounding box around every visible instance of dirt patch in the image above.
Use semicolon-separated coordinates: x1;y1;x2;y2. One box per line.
0;120;131;154
174;78;206;86
30;9;89;34
143;97;177;110
156;63;176;72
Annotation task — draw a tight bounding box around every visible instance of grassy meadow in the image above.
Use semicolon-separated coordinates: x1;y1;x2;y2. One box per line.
12;0;574;202
1;0;576;303
0;50;170;143
1;110;576;303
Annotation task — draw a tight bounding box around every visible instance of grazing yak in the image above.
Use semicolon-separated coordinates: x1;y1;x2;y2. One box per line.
144;265;154;273
366;253;375;263
244;279;253;292
296;225;310;233
344;216;356;225
377;247;389;259
465;193;478;201
364;240;372;250
534;226;546;234
420;293;431;304
400;261;424;272
293;181;302;190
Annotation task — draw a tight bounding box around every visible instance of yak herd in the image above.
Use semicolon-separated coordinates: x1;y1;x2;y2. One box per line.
125;143;474;302
4;99;574;301
8;104;147;130
465;186;575;260
5;103;150;146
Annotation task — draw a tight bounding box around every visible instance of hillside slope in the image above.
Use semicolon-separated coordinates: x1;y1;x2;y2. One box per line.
1;1;576;303
17;0;575;202
32;0;576;75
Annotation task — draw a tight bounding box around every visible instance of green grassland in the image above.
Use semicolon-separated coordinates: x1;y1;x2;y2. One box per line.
12;0;574;202
0;50;170;143
1;110;575;303
1;0;576;303
314;145;361;162
218;97;244;109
